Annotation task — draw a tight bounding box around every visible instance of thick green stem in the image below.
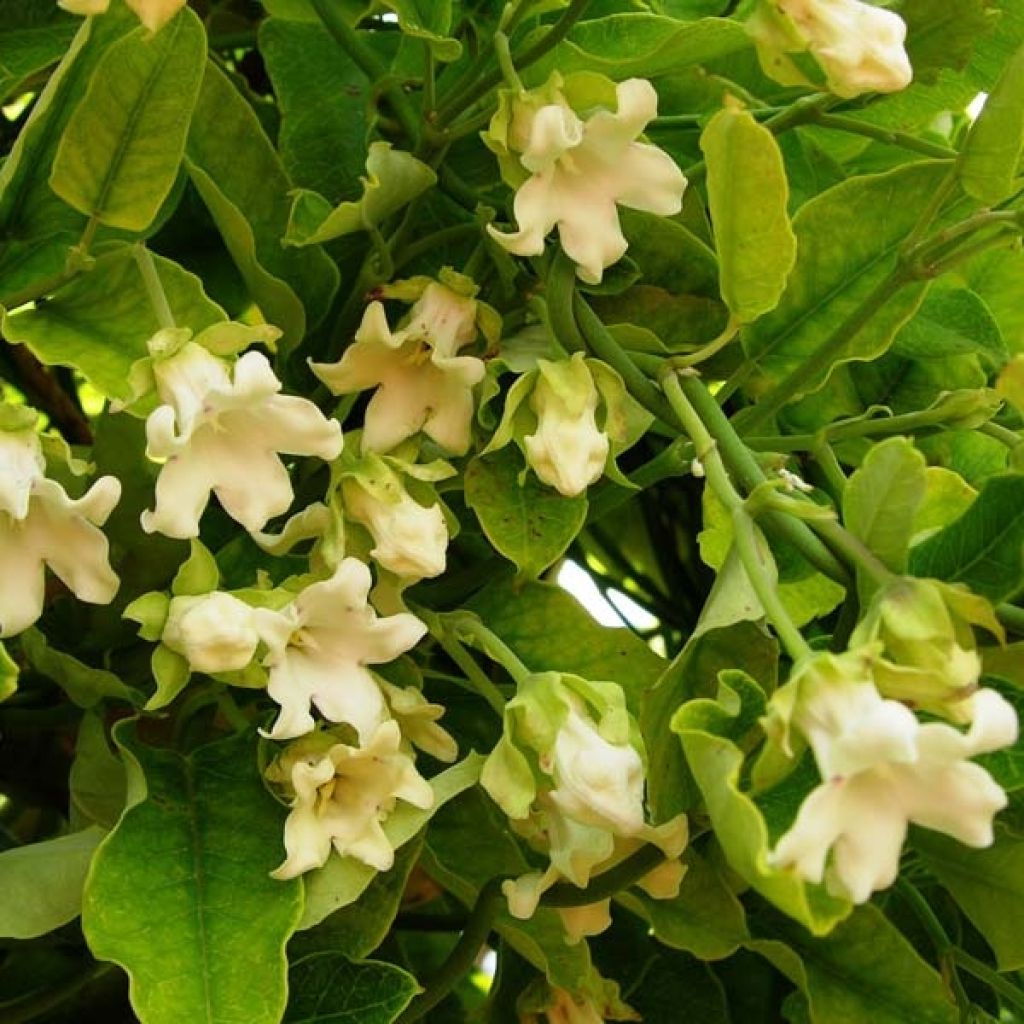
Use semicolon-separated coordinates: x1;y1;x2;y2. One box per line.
397;878;504;1024
810;519;893;586
543;844;667;906
952;949;1024;1013
813;113;957;159
546;250;586;353
997;603;1024;637
664;372;811;661
433;632;508;715
677;374;851;587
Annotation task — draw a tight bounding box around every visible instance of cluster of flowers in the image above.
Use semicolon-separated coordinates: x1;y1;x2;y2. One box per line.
763;579;1018;903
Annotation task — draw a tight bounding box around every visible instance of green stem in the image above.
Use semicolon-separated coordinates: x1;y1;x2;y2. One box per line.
980;421;1023;450
442;612;531;685
3;964;114;1024
393;222;480;272
309;0;422;143
134;244;176;331
543;844;667;906
894;880;973;1023
734;269;908;433
668;318;740;369
810;518;893;586
396;878;504;1024
952;949;1024;1013
493;31;523;91
546;249;586;353
677;373;851;587
664;372;811;661
904;166;959;251
811;440;848;502
997;603;1024;637
423;47;437;116
436;0;593;126
433;632;507;715
813;113;957;159
573;293;679;427
585;439;693;522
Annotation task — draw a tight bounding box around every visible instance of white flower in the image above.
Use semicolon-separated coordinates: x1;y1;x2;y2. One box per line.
161;592;264;675
545;701;645;835
751;0;912;98
344;477;448;580
489;78;686;284
269;720;434;879
262;558;427;742
311;282;485;455
525;357;609;497
769;683;1017;903
58;0;186;31
0;427;120;638
141;341;342;539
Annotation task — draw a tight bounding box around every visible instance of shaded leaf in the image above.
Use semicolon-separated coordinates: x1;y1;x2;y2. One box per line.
283;954;419;1024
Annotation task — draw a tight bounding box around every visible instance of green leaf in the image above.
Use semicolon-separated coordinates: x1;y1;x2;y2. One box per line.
467;576;667;714
672;673;851;935
172;539;221;596
292;839;423;961
913;467;978;544
49;9;206;232
2;246;224;402
915;828;1024;971
283;954;419;1023
891;285;1007;369
82;725;304;1024
741;161;950;402
618;847;749;961
527;15;750;81
959;41;1024;204
749;903;958;1024
843;437;927;581
258;19;370;203
70;712;127;831
0;1;77;104
901;0;993;85
700;104;796;323
298;753;483;930
0;827;105;940
0;641;16;704
185;60;339;350
19;628;138;708
464;449;588;580
378;1;460;61
910;472;1024;602
619;209;720;299
284;143;436;247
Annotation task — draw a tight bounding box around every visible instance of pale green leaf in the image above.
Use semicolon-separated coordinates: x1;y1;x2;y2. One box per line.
701;104;796;323
959;41;1024;204
50;9;206;232
0;641;16;704
284;143;436;247
378;0;460;61
741;162;950;403
70;712;127;832
912;467;977;544
464;449;587;580
843;437;927;579
2;246;224;402
19;628;138;708
0;827;105;940
185;60;339;351
82;725;303;1024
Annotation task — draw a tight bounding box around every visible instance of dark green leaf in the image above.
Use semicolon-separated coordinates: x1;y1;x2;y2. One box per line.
464;449;587;580
283;954;419;1024
0;0;77;104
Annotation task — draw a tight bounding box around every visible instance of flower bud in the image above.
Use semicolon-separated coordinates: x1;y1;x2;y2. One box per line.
162;592;261;674
524;356;609;497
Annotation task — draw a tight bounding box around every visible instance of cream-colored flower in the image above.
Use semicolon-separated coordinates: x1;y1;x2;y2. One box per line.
311;282;485;455
161;592;264;675
58;0;186;32
525;357;609;497
489;78;686;284
269;720;434;879
749;0;912;98
770;682;1017;903
379;679;458;763
344;476;448;580
262;558;427;742
141;341;342;539
0;426;120;638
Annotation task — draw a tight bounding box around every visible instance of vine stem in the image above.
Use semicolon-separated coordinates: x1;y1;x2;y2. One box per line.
663;371;811;661
432;631;507;715
952;949;1024;1014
